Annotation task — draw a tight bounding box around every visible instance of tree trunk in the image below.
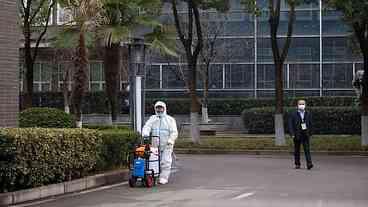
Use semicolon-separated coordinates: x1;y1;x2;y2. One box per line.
202;66;209;123
274;62;285;145
189;61;200;144
104;43;121;124
361;51;368;145
71;32;88;128
24;20;34;109
63;61;71;114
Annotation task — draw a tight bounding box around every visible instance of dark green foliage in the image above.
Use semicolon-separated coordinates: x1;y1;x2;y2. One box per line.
242;107;361;134
20;92;357;115
19;107;74;128
0;128;100;193
96;129;139;171
83;124;130;131
0;127;139;193
146;97;356;115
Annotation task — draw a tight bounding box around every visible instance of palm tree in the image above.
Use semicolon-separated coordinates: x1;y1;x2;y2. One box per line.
98;0;176;124
58;0;102;127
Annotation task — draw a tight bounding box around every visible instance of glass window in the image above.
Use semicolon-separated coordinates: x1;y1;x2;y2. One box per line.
89;62;104;91
90;62;104;82
322;10;350;35
57;4;74;25
32;62;52;92
323;90;355;96
289;64;320;88
257;64;287;89
323;37;354;61
224;12;254;36
258;37;320;62
225;38;254;62
323;63;353;88
287;37;320;62
41;63;52;83
162;65;186;89
33;63;41;82
293;10;320;35
209;64;223;89
225;64;254;89
146;65;160;89
256;0;319;10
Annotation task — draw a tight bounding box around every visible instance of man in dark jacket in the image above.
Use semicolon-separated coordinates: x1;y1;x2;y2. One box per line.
288;100;314;170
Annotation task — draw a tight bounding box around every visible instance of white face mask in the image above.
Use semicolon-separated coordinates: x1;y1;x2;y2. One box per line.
298;104;306;111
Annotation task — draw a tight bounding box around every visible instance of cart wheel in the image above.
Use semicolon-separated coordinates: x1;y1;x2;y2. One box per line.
129;176;136;187
145;175;154;188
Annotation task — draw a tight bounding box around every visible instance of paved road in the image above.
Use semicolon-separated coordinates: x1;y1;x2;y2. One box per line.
16;155;368;207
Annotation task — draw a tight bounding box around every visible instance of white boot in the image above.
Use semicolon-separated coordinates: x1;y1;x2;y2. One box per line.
159;178;168;185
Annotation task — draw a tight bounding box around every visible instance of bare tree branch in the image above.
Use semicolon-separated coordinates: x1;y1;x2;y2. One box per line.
30;0;48;22
172;0;186;46
280;1;296;62
32;0;56;62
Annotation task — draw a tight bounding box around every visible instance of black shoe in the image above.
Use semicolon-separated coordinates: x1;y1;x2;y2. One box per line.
307;164;314;170
295;165;301;169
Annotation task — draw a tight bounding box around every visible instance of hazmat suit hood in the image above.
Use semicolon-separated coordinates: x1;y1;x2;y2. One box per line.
154;101;167;116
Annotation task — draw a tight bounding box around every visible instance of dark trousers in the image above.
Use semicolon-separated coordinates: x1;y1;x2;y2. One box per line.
293;133;312;166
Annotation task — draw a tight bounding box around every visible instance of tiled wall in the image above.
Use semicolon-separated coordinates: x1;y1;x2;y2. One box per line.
0;0;19;127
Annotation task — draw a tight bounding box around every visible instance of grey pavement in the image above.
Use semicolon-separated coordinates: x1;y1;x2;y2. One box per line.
15;155;368;207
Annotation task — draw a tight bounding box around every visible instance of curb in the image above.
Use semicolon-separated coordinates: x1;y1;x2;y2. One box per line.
0;169;129;206
174;149;368;156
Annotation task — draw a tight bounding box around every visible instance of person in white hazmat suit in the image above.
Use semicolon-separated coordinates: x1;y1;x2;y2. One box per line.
142;101;178;185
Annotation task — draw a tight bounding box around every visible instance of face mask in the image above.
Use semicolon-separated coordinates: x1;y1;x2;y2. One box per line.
156;111;164;117
298;104;306;111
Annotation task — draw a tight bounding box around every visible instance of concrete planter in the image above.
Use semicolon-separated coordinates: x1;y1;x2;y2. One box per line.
0;170;128;206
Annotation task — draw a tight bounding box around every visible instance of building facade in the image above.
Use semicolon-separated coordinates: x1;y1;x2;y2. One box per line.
0;0;19;127
25;0;361;99
144;0;361;98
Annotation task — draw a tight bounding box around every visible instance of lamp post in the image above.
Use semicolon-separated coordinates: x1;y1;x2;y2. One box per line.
128;38;146;133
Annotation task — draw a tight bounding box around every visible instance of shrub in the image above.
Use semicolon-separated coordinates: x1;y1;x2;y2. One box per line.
241;107;361;135
146;97;356;115
96;129;139;171
83;124;130;131
0;128;100;193
20;92;357;115
0;127;140;193
19;107;74;128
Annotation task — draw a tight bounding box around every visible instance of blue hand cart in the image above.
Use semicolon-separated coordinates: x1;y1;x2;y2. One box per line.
128;135;161;188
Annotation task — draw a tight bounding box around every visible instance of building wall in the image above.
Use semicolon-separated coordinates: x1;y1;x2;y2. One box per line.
0;0;19;127
145;0;361;98
22;0;361;99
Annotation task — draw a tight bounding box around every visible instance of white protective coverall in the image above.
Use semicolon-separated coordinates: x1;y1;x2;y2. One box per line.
142;101;178;184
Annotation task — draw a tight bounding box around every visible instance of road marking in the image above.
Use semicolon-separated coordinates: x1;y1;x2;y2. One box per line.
231;191;256;200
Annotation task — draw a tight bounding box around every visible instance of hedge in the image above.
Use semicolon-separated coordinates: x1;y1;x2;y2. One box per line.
19;107;74;128
242;107;361;135
96;129;139;171
0;127;139;193
0;128;100;193
20;92;356;115
146;96;357;115
20;92;129;114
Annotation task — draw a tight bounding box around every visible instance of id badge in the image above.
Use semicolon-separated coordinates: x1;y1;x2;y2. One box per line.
301;123;307;130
